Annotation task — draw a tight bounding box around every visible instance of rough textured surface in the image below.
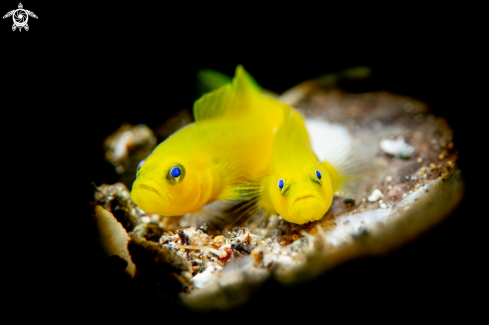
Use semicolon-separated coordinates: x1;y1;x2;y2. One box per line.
91;86;463;311
103;123;156;175
92;182;142;231
127;234;194;296
93;206;136;278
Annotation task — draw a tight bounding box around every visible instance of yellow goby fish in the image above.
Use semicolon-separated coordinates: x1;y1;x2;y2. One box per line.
131;66;288;216
237;107;366;225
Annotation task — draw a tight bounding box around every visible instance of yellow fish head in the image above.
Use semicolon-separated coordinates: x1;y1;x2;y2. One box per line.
131;155;211;216
269;165;333;225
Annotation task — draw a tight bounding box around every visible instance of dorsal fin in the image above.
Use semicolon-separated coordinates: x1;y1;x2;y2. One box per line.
193;65;261;122
196;69;232;98
193;83;232;122
282;105;293;136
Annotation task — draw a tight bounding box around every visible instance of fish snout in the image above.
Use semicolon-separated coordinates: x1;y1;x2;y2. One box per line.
131;179;169;214
287;193;328;224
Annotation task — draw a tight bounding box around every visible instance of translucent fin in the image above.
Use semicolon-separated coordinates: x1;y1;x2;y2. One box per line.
321;141;377;199
217;148;268;203
187;199;271;231
219;173;277;227
221;180;271;227
193;83;232;122
195;69;232;98
193;65;261;122
221;179;264;202
179;200;232;231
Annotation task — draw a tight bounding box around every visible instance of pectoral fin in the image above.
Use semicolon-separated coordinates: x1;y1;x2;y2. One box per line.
321;142;377;198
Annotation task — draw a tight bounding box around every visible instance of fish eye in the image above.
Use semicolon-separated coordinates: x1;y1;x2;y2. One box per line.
277;178;290;195
278;179;284;189
170;166;181;178
166;163;186;185
316;170;322;179
136;159;146;176
137;160;145;170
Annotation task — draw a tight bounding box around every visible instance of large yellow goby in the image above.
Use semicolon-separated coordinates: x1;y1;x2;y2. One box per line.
131;66;287;216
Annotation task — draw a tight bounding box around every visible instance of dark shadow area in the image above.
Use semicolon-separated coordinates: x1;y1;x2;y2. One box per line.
2;3;478;321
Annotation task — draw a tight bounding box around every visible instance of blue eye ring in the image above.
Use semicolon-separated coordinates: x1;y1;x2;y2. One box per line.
278;179;284;189
166;163;186;185
316;170;322;179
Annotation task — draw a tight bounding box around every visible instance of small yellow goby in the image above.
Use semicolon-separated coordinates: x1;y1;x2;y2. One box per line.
238;107;366;225
131;66;287;216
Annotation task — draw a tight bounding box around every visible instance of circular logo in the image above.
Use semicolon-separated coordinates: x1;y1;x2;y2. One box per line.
13;9;27;27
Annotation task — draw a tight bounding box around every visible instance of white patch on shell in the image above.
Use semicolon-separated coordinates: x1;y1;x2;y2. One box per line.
326;207;393;246
327;177;440;247
380;136;414;158
368;189;383;202
193;265;218;289
305;119;352;161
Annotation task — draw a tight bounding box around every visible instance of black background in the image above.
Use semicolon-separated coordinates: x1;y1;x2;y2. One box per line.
2;2;480;321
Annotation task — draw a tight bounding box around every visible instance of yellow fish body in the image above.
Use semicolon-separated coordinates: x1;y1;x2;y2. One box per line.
131;66;288;216
240;107;365;225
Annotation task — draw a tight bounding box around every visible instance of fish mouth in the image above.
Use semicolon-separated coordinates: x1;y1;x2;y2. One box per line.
294;195;314;203
131;179;169;214
287;193;327;224
138;184;162;199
